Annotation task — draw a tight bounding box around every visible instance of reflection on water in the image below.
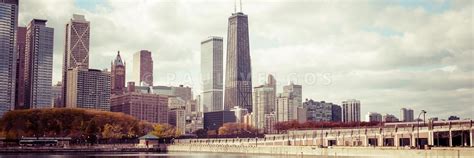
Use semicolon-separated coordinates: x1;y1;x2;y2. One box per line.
0;152;351;158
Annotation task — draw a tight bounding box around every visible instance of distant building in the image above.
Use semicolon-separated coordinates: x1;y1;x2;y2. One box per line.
24;19;54;109
66;68;110;111
297;106;307;123
365;112;382;122
133;50;153;86
168;97;186;110
304;99;332;122
111;51;125;95
264;113;277;134
400;108;414;122
185;112;204;134
276;93;297;122
252;76;276;131
243;113;254;127
283;82;302;108
203;111;236;131
51;82;62;108
110;89;168;124
230;106;248;123
168;108;186;135
62;14;90;108
0;0;19;117
171;85;193;102
201;36;224;113
331;104;342;122
342;99;361;122
383;114;399;122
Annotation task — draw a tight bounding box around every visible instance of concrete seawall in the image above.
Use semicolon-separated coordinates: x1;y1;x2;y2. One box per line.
168;144;474;158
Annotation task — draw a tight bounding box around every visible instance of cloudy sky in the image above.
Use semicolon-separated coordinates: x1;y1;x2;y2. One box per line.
19;0;473;120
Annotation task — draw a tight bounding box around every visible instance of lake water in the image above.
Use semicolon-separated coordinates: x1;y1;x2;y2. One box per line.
0;152;348;158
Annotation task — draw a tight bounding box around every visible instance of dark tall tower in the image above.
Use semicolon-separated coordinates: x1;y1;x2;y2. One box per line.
224;9;252;112
62;14;90;107
133;50;153;86
111;51;126;95
15;26;26;110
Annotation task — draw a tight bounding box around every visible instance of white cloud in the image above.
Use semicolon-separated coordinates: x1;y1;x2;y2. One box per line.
19;0;473;119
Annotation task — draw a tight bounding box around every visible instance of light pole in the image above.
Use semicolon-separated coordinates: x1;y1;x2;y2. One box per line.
417;110;427;149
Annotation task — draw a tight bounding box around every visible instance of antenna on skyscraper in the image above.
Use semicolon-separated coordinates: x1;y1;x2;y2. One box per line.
240;0;242;12
234;0;237;13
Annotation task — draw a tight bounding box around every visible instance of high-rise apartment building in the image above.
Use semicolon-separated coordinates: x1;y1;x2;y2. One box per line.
111;51;125;95
276;93;297;122
400;108;414;122
0;0;19;117
201;36;223;112
342;99;361;122
15;26;26;110
133;50;153;86
224;11;252;112
168;109;186;135
110;90;169;124
24;19;54;109
62;14;90;107
283;82;302;108
304;99;333;122
252;75;276;131
66;68;110;111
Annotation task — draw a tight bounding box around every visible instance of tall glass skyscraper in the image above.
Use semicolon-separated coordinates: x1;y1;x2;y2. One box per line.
24;19;54;109
62;14;90;107
224;11;253;112
0;0;19;117
201;36;223;112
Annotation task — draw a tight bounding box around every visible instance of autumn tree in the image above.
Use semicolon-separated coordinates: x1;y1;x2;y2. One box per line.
218;123;257;136
151;123;181;138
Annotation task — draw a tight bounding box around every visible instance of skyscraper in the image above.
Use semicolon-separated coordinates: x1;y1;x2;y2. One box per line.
342;99;361;122
0;0;19;117
24;19;54;109
283;82;302;108
111;51;125;95
15;26;26;110
276;93;297;122
133;50;153;86
66;68;110;111
62;14;90;107
400;108;414;122
224;10;252;112
201;36;223;112
252;75;276;131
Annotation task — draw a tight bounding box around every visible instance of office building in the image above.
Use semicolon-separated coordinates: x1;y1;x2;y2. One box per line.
66;68;110;111
62;14;90;107
400;108;414;122
111;89;168;124
168;96;186;110
133;50;153;86
168;108;186;135
383;113;399;122
224;11;253;112
203;111;236;131
342;99;361;122
331;104;342;122
365;112;382;122
0;0;19;117
111;51;125;95
283;82;302;108
51;82;62;108
15;26;26;110
201;36;224;112
24;19;54;109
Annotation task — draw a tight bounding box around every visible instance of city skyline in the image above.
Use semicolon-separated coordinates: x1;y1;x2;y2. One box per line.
15;0;473;119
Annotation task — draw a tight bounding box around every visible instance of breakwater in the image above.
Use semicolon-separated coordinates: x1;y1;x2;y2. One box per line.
167;144;474;158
